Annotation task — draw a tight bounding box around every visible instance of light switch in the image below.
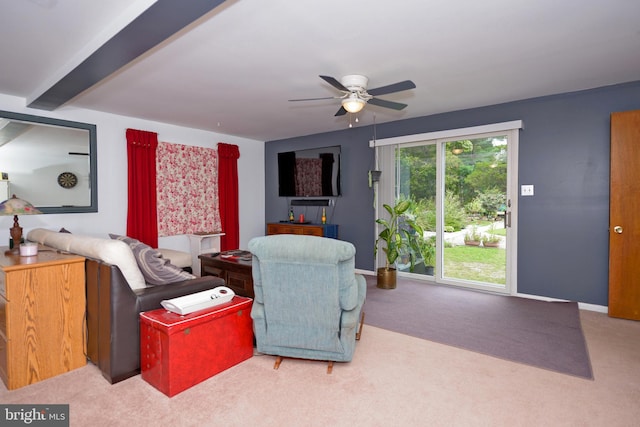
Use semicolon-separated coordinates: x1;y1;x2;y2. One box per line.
521;185;534;196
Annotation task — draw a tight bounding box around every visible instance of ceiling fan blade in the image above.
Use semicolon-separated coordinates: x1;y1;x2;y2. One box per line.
367;80;416;96
368;97;408;111
320;75;349;92
289;96;336;102
334;106;348;116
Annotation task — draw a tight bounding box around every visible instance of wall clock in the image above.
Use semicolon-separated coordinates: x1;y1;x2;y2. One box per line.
57;172;78;189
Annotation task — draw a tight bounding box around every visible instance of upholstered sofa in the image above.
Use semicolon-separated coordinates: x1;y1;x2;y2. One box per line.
249;234;366;369
27;228;224;384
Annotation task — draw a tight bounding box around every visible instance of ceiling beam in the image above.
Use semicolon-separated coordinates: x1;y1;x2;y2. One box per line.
28;0;227;110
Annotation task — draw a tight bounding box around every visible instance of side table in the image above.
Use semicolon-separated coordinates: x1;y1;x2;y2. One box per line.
187;232;225;276
199;252;254;298
0;247;86;390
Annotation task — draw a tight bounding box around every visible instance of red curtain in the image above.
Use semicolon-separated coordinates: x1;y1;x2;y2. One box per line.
218;143;240;250
126;128;158;248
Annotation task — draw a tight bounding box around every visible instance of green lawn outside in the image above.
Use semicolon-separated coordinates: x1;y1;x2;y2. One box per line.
443;245;506;284
489;227;507;236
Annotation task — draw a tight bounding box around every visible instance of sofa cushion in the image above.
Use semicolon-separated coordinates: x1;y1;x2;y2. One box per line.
157;248;192;269
27;228;147;290
110;234;195;285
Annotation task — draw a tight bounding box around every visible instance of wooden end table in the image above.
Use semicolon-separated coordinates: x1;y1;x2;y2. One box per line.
198;252;254;298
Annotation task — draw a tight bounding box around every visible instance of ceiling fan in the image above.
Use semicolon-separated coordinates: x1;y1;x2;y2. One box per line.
289;75;416;116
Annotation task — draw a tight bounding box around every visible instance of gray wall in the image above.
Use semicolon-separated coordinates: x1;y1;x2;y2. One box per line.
265;81;640;305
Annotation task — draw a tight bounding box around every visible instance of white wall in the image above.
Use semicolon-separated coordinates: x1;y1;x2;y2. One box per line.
0;94;265;253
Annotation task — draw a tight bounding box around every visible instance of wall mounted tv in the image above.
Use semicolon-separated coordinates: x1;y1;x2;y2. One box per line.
278;145;341;197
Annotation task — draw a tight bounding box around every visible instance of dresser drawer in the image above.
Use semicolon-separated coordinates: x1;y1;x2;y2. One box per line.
266;223;337;238
226;270;253;298
268;223;322;236
201;265;223;277
267;224;303;235
301;227;323;237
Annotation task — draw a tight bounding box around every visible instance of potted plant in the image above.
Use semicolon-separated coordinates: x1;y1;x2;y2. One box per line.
464;225;482;246
482;224;502;248
419;235;436;275
374;199;423;289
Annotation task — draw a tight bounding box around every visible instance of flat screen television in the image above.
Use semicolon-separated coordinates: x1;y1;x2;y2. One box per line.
278;145;341;197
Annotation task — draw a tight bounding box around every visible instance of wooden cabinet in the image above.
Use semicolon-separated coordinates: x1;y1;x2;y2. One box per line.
199;254;254;298
0;248;86;390
266;223;339;238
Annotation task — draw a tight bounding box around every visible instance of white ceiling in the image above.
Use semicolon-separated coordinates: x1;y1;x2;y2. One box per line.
2;0;640;142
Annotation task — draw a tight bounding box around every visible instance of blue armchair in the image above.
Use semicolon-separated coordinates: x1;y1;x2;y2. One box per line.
248;234;366;373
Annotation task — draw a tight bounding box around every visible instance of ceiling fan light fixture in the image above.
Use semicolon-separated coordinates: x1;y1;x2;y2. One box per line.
342;95;366;113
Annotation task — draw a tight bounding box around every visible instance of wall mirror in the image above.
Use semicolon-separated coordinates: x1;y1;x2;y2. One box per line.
0;110;97;213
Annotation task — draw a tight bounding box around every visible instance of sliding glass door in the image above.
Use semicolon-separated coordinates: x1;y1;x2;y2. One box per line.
376;124;519;294
441;136;508;291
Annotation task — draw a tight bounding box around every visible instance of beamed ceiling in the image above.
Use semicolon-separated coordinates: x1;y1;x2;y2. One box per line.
2;0;640;141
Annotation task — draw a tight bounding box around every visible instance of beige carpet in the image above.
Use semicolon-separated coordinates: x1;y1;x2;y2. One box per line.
2;310;639;426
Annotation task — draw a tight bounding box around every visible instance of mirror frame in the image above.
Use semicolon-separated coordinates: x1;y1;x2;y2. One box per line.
0;110;98;214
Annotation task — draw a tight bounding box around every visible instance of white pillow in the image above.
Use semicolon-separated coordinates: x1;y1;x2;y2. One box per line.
27;228;147;290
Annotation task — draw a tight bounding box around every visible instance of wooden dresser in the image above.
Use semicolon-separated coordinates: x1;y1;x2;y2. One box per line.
0;247;86;390
266;222;339;238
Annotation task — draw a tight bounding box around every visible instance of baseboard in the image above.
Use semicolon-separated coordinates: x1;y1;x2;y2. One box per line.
577;302;608;313
514;292;608;313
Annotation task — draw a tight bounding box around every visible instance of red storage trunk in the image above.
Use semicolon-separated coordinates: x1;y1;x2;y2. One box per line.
140;296;253;397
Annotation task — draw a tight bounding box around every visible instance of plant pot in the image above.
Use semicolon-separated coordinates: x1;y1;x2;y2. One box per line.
377;267;397;289
483;241;500;248
465;240;481;246
412;263;434;276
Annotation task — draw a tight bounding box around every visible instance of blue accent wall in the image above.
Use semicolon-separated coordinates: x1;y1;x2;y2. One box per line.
265;81;640;305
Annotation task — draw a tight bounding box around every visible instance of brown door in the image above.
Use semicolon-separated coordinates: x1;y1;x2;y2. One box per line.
609;110;640;320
